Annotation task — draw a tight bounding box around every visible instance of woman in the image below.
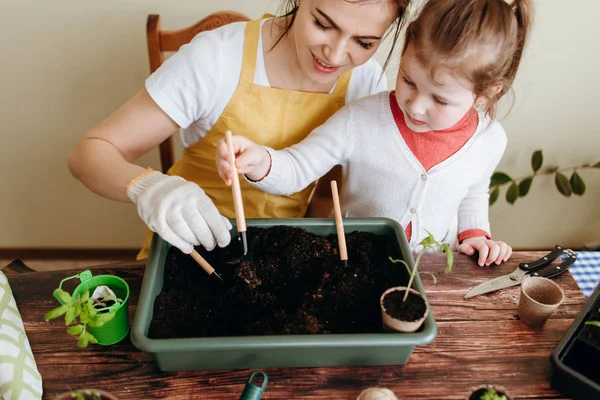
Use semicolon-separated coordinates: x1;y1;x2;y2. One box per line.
68;0;408;258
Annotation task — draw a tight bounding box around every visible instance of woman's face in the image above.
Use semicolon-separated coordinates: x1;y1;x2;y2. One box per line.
290;0;396;87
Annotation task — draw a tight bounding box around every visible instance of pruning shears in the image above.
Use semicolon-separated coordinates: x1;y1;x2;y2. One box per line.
464;245;577;299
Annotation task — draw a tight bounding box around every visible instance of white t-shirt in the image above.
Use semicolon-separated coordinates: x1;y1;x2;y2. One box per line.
146;19;388;147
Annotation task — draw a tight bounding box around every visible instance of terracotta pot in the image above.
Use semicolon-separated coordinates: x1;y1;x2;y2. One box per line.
465;384;512;400
380;286;428;333
55;389;119;400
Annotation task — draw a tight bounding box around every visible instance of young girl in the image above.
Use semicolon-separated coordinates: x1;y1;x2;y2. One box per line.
217;0;534;266
67;0;409;258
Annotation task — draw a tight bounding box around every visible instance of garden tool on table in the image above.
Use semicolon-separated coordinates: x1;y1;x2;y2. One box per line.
464;245;577;299
239;370;268;400
331;180;348;269
225;130;249;264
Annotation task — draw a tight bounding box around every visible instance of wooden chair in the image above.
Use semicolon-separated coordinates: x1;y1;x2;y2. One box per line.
146;12;251;173
1;259;36;274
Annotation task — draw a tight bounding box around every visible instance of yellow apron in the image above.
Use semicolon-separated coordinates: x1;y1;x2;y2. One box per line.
138;18;351;259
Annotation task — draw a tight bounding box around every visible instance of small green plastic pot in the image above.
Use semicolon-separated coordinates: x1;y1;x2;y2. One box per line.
56;270;130;345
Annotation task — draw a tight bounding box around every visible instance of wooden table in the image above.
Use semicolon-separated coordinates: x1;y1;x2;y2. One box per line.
8;252;586;399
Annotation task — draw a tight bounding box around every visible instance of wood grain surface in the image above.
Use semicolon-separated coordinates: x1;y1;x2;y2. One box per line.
8;252;585;399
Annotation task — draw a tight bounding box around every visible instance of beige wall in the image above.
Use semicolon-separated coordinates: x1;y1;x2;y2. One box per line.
1;0;598;250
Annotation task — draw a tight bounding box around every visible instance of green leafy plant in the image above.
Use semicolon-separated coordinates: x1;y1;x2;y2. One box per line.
61;390;104;400
480;387;507;400
55;389;112;400
44;288;121;347
489;149;599;205
389;232;453;302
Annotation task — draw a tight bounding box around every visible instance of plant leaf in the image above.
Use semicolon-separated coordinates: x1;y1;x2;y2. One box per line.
77;332;89;348
53;289;72;305
570;171;586;195
89;310;116;328
80;290;90;303
67;324;84;336
85;331;98;344
79;308;90;324
518;177;533;197
44;304;69;322
442;243;453;273
531;150;543;172
65;306;76;326
100;295;118;303
419;231;436;249
489;186;499;206
506;182;519;204
555;172;572;197
87;300;98;318
490;172;512;186
585;321;600;328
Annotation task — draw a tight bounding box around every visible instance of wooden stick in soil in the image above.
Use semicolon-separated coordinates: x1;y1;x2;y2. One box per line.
225;130;248;257
190;250;223;283
330;180;348;268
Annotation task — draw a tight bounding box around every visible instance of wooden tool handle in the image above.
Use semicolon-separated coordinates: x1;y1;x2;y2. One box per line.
225;130;247;233
330;180;348;261
190;250;216;275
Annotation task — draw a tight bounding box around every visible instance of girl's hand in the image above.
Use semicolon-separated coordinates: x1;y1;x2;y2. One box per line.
215;135;271;185
458;236;512;267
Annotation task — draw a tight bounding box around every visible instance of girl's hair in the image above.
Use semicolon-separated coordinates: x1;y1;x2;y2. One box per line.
273;0;410;72
403;0;533;119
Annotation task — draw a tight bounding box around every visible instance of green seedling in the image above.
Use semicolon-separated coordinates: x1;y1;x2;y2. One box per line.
479;387;507;400
389;232;454;302
585;308;600;328
59;390;105;400
44;288;122;347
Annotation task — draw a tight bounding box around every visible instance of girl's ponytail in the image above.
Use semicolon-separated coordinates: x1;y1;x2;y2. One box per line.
501;0;534;100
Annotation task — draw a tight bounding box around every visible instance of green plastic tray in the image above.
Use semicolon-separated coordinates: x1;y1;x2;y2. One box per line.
131;218;437;371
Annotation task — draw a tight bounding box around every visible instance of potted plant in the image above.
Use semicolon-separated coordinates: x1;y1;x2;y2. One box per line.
465;385;511;400
551;282;600;399
489;149;599;205
44;270;130;347
55;389;119;400
380;232;453;333
131;218;439;371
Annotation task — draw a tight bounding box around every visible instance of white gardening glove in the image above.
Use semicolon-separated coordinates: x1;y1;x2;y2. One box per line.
127;171;232;254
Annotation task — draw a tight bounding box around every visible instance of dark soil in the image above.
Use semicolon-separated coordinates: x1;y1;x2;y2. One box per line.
149;225;412;338
578;301;600;354
563;337;600;384
382;290;426;322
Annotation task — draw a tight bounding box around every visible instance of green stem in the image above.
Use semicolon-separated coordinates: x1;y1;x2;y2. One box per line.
496;163;598;186
403;251;424;302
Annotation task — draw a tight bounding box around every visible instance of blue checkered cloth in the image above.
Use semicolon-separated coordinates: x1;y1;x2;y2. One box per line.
569;251;600;298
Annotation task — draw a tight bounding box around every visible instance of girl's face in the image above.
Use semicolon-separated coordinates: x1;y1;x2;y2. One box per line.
290;0;396;87
394;45;478;132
